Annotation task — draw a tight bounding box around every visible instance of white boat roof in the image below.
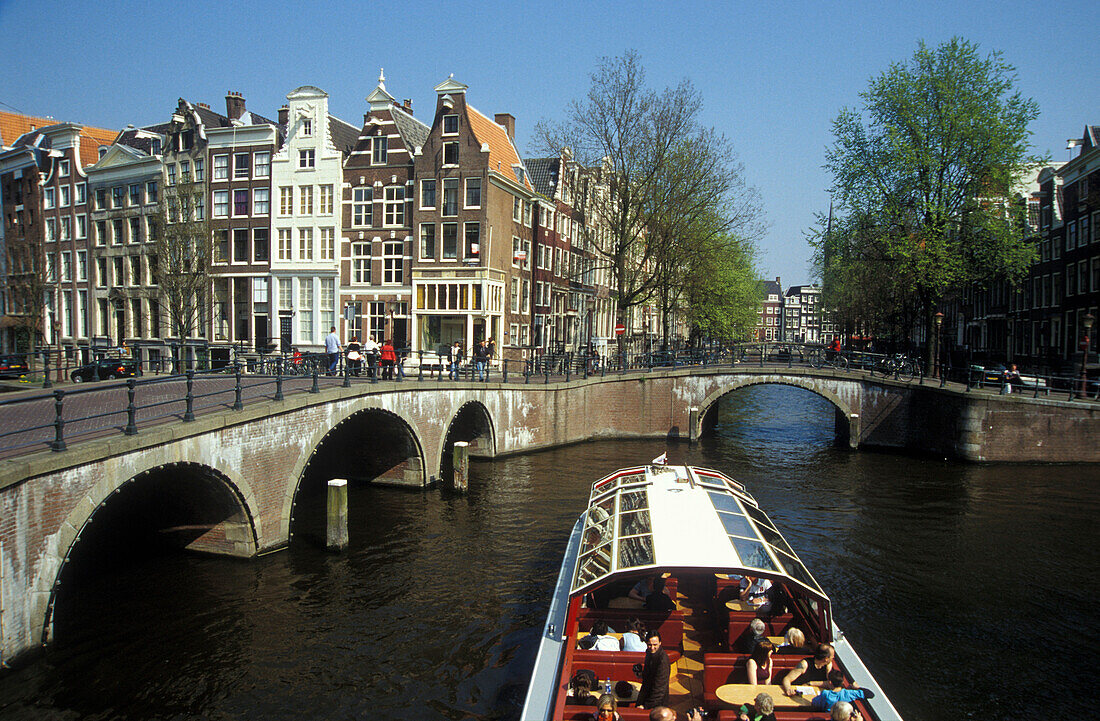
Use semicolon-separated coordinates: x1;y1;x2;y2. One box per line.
570;465;827;602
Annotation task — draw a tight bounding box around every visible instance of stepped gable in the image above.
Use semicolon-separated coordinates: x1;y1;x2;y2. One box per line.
523;156;559;198
466;105;531;190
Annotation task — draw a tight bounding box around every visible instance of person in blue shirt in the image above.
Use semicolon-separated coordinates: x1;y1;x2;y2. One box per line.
811;670;874;712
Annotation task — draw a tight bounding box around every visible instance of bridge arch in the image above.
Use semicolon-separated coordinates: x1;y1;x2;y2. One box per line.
43;461;259;644
285;404;427;541
439;400;497;479
696;376;859;444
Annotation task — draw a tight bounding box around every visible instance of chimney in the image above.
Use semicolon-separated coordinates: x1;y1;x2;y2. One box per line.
495;113;515;140
225;91;246;121
776;277;780;284
198;102;210;110
402;99;413;114
278;105;289;126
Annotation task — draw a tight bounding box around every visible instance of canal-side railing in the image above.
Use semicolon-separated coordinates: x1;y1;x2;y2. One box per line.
0;344;1095;458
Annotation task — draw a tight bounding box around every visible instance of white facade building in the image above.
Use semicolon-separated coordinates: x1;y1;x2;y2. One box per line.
270;86;353;351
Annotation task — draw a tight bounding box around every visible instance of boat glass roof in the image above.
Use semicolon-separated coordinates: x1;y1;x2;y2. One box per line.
570;466;826;600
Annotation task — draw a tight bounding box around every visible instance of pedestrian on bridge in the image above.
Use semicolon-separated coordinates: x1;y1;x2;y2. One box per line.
325;327;340;375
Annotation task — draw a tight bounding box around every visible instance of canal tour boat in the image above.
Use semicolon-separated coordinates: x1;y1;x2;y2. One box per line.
521;463;902;721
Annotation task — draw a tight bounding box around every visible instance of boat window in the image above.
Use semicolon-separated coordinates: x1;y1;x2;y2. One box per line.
729;536;779;572
620;490;647;512
618;535;654;569
741;503;775;530
575;546;612;586
777;553;819;592
752;519;795;557
619;510;650;537
696;479;727;492
707;491;741;514
717;511;756;539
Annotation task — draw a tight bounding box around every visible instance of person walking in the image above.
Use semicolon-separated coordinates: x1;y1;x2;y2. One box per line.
324;327;340;375
448;340;463;380
362;334;380;378
474;340;489;381
380;339;397;380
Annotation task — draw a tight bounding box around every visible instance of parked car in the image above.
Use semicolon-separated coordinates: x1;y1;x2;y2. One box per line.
70;358;142;382
972;363;1047;390
0;355;29;378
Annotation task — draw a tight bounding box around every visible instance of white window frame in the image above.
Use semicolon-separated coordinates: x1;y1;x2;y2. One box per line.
299;148;315;168
213;190;229;218
253;187;270;216
383;186;405;227
464;177;481;208
442;114;459;135
352;187;371;227
382;240;403;285
213;154;229;180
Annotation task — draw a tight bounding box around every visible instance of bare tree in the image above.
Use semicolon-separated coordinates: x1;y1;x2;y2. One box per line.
540;51;763;358
155;177;211;371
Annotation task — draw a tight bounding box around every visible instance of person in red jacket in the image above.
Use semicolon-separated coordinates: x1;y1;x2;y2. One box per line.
380;339;397;380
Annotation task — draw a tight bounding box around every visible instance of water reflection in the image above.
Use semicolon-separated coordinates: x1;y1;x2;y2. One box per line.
0;384;1096;720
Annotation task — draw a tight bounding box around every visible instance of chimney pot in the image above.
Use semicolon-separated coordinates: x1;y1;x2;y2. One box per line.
225;92;246;121
403;99;413;114
494;113;515;140
278;105;289;126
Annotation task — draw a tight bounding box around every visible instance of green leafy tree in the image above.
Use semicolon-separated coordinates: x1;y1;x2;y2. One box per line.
815;37;1042;368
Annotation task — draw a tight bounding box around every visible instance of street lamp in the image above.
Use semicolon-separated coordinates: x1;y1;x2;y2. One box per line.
1079;312;1095;399
933;312;944;379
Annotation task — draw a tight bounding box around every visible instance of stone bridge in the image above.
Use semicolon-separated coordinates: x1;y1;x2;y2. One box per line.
1;365;1097;663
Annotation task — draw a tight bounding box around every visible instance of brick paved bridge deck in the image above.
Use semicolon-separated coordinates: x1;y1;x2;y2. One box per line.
1;363;1097;663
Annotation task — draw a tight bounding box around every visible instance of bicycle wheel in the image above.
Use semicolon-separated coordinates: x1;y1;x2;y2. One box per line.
833;355;849;371
895;361;915;381
809;351;824;369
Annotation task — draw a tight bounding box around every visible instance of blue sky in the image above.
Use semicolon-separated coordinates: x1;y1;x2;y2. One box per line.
1;0;1094;287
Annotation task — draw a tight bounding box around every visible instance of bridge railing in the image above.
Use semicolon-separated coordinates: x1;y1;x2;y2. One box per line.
0;343;1096;459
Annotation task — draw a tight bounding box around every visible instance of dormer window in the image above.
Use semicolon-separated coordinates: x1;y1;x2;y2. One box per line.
443;141;459;166
442;114;459;135
98;146;108;159
301;118;312;137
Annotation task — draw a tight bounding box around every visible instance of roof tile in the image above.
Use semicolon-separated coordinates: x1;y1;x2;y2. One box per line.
466;106;531;191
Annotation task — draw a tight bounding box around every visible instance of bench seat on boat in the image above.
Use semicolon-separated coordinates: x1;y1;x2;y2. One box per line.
570;648;682;674
577;609;685;653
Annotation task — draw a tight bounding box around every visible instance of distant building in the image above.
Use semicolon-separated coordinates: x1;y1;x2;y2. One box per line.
754;277;783;341
781;283;837;345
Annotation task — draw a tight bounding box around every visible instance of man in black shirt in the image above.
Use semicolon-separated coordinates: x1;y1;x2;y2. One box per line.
637;630;670;709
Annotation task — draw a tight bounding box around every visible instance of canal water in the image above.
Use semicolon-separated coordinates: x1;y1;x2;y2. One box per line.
1;385;1096;720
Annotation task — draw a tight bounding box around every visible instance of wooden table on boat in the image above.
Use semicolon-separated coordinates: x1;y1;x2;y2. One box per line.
725;599;767;612
714;683;820;708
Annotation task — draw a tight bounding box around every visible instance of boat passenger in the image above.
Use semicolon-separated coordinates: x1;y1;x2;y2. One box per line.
746;640;776;685
780;643;835;696
628;576;655;603
830;700;862;721
738;618;768;653
621;617;646;652
636;630;670;710
593;693;620;720
589;620;620;651
776;627;811;655
736;691;777;721
739;575;772;605
811;670;874;712
644;576;676;611
647;708;703;721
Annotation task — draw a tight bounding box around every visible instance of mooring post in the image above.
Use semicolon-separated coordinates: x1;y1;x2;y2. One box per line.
689;406;699;444
453;441;469;493
848;413;860;450
326;479;348;551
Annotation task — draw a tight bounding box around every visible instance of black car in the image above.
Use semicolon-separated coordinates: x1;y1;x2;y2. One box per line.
70;358;141;382
0;355;29;378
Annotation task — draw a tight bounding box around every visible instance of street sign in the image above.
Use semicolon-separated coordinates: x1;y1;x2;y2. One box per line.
614;323;625;336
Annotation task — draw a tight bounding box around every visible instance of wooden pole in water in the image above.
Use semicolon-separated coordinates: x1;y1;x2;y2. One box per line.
453;441;469;493
326;479;348;551
689;406;699;444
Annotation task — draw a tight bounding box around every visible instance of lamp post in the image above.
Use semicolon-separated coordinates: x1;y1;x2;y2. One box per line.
1079;312;1095;399
933;312;944;379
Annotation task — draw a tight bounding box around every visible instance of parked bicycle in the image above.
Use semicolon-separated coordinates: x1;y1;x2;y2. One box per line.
874;353;917;381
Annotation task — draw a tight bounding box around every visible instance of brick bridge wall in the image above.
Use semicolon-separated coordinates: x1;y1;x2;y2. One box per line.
1;367;1097;662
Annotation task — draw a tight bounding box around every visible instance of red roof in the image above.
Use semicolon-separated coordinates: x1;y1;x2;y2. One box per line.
0;110;118;168
466;106;531;191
